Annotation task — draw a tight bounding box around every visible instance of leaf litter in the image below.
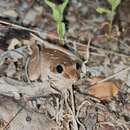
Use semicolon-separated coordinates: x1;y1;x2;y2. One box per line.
0;0;130;130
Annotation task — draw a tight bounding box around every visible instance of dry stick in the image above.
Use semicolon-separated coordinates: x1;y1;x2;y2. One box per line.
65;38;130;58
94;65;130;85
76;100;91;130
70;87;79;130
24;56;35;87
64;91;78;130
90;46;130;58
70;87;76;116
81;37;92;73
3;107;23;130
0;20;130;59
0;20;47;38
70;90;79;130
64;36;130;58
84;37;91;64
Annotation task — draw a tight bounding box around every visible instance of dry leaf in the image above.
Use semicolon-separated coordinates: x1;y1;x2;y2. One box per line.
101;124;115;130
88;77;120;101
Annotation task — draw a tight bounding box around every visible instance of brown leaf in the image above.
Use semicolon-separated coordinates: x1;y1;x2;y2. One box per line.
101;124;115;130
88;77;120;101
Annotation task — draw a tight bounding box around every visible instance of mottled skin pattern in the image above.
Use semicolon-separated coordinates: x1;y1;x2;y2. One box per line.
28;44;80;90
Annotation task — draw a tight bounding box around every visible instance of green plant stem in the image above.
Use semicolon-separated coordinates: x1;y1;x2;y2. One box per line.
56;21;65;44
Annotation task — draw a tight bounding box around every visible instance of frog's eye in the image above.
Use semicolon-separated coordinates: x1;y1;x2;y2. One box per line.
56;64;63;73
75;62;81;70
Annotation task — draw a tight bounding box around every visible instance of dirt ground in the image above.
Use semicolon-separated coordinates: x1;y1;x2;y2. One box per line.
0;0;130;130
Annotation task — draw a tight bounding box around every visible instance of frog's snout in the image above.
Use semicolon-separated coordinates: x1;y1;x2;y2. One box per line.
63;68;80;82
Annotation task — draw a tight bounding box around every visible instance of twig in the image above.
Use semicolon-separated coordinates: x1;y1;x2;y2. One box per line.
76;100;91;130
100;122;115;127
90;46;130;58
70;87;79;130
54;97;64;126
3;107;23;130
70;87;76;116
0;20;47;38
64;90;78;130
24;56;35;87
94;65;130;84
84;37;91;64
81;37;92;73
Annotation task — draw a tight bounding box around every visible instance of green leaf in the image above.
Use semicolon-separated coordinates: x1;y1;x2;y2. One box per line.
45;0;56;9
45;0;68;44
108;0;121;10
59;0;69;14
45;0;59;21
96;7;111;14
45;0;68;22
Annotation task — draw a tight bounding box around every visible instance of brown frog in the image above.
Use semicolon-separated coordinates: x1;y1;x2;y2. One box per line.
28;44;81;90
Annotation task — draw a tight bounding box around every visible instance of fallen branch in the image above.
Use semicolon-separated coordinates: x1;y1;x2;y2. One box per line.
0;77;57;99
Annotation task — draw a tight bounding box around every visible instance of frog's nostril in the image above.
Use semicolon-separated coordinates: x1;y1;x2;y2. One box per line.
76;62;81;70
